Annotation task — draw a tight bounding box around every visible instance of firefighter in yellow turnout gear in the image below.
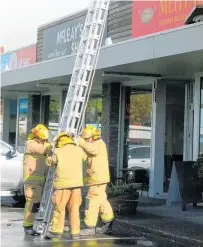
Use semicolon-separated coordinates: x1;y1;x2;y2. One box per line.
23;124;52;235
78;125;114;236
46;132;87;240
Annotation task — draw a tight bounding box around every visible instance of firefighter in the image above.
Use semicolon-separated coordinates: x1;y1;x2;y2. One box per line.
78;125;114;236
23;124;52;235
46;132;87;240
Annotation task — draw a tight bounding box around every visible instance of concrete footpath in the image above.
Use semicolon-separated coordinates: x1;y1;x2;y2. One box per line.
112;196;203;247
2;194;203;246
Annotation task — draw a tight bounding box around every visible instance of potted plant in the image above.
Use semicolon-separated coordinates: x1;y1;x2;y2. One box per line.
196;154;203;179
195;154;203;199
106;183;139;215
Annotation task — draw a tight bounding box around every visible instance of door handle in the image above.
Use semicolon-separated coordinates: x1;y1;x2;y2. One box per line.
141;160;146;162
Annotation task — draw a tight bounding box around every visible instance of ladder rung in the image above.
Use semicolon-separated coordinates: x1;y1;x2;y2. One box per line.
78;96;85;102
79;51;96;57
71;113;81;119
86;20;104;27
74;66;93;72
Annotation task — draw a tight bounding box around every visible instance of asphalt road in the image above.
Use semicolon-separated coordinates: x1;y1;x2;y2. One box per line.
0;196;188;247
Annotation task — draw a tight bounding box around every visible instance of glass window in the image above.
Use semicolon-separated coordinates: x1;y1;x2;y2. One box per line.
129;147;150;159
0;142;10;156
9;99;17;146
85;97;102;131
199;79;203;153
48;95;60;140
17;98;28;153
127;90;152;165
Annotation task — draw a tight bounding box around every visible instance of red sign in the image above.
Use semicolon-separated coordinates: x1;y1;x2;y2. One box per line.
132;0;203;38
0;46;4;54
11;45;36;70
1;44;36;72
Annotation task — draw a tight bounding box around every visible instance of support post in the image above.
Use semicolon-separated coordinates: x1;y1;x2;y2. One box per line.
149;80;166;197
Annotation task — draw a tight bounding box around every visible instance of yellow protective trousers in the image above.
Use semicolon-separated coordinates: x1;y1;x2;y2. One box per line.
85;184;114;227
23;184;43;227
50;188;82;235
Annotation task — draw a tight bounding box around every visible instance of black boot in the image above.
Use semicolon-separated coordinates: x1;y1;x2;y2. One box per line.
24;226;37;236
96;220;114;235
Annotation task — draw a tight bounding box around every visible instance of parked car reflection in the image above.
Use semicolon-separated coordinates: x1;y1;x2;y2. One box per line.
128;145;151;169
0;140;24;202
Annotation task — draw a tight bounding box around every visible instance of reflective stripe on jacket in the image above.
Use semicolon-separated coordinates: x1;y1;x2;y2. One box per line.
78;138;110;185
23;139;51;185
46;144;87;189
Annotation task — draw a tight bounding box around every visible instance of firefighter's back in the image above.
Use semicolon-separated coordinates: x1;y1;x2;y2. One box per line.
54;144;86;189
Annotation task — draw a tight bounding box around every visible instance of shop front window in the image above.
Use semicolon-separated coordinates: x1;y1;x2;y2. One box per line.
17;98;28;153
199;78;203;153
48;95;60;139
85;97;102;131
127;90;152;169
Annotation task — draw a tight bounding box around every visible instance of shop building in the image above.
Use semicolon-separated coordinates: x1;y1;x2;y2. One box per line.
1;1;203;197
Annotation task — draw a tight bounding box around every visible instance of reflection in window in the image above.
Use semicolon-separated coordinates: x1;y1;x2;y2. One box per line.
85;97;102;131
18;98;28;153
0;143;10;156
128;93;152;147
126;91;152;169
129;147;150;159
48;96;60;140
199;79;203;153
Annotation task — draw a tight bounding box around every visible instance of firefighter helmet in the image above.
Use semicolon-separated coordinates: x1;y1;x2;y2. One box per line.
82;125;101;140
31;124;49;140
53;132;74;148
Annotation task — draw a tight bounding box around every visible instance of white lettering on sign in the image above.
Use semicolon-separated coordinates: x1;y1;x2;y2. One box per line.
45;20;85;60
8;52;31;70
56;23;84;45
71;41;80;54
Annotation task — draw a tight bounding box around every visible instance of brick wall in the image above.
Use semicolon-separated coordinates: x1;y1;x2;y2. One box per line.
101;82;121;183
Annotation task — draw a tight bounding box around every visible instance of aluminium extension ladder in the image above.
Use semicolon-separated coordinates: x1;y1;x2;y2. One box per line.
33;0;110;237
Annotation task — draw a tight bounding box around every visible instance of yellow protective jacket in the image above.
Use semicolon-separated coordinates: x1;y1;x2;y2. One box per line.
23;139;51;185
46;143;87;189
78;137;110;185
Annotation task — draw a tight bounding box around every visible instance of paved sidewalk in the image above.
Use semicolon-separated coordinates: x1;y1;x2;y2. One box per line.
112;195;203;247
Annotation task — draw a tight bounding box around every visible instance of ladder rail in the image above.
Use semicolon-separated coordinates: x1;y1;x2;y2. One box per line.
77;5;109;134
59;0;101;133
60;0;109;135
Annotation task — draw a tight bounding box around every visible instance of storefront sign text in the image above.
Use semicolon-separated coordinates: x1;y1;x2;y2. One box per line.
0;45;36;72
132;0;203;38
43;16;86;60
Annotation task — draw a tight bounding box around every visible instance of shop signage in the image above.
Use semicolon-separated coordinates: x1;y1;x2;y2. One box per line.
19;98;28;114
43;15;86;60
132;0;203;38
0;45;36;72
